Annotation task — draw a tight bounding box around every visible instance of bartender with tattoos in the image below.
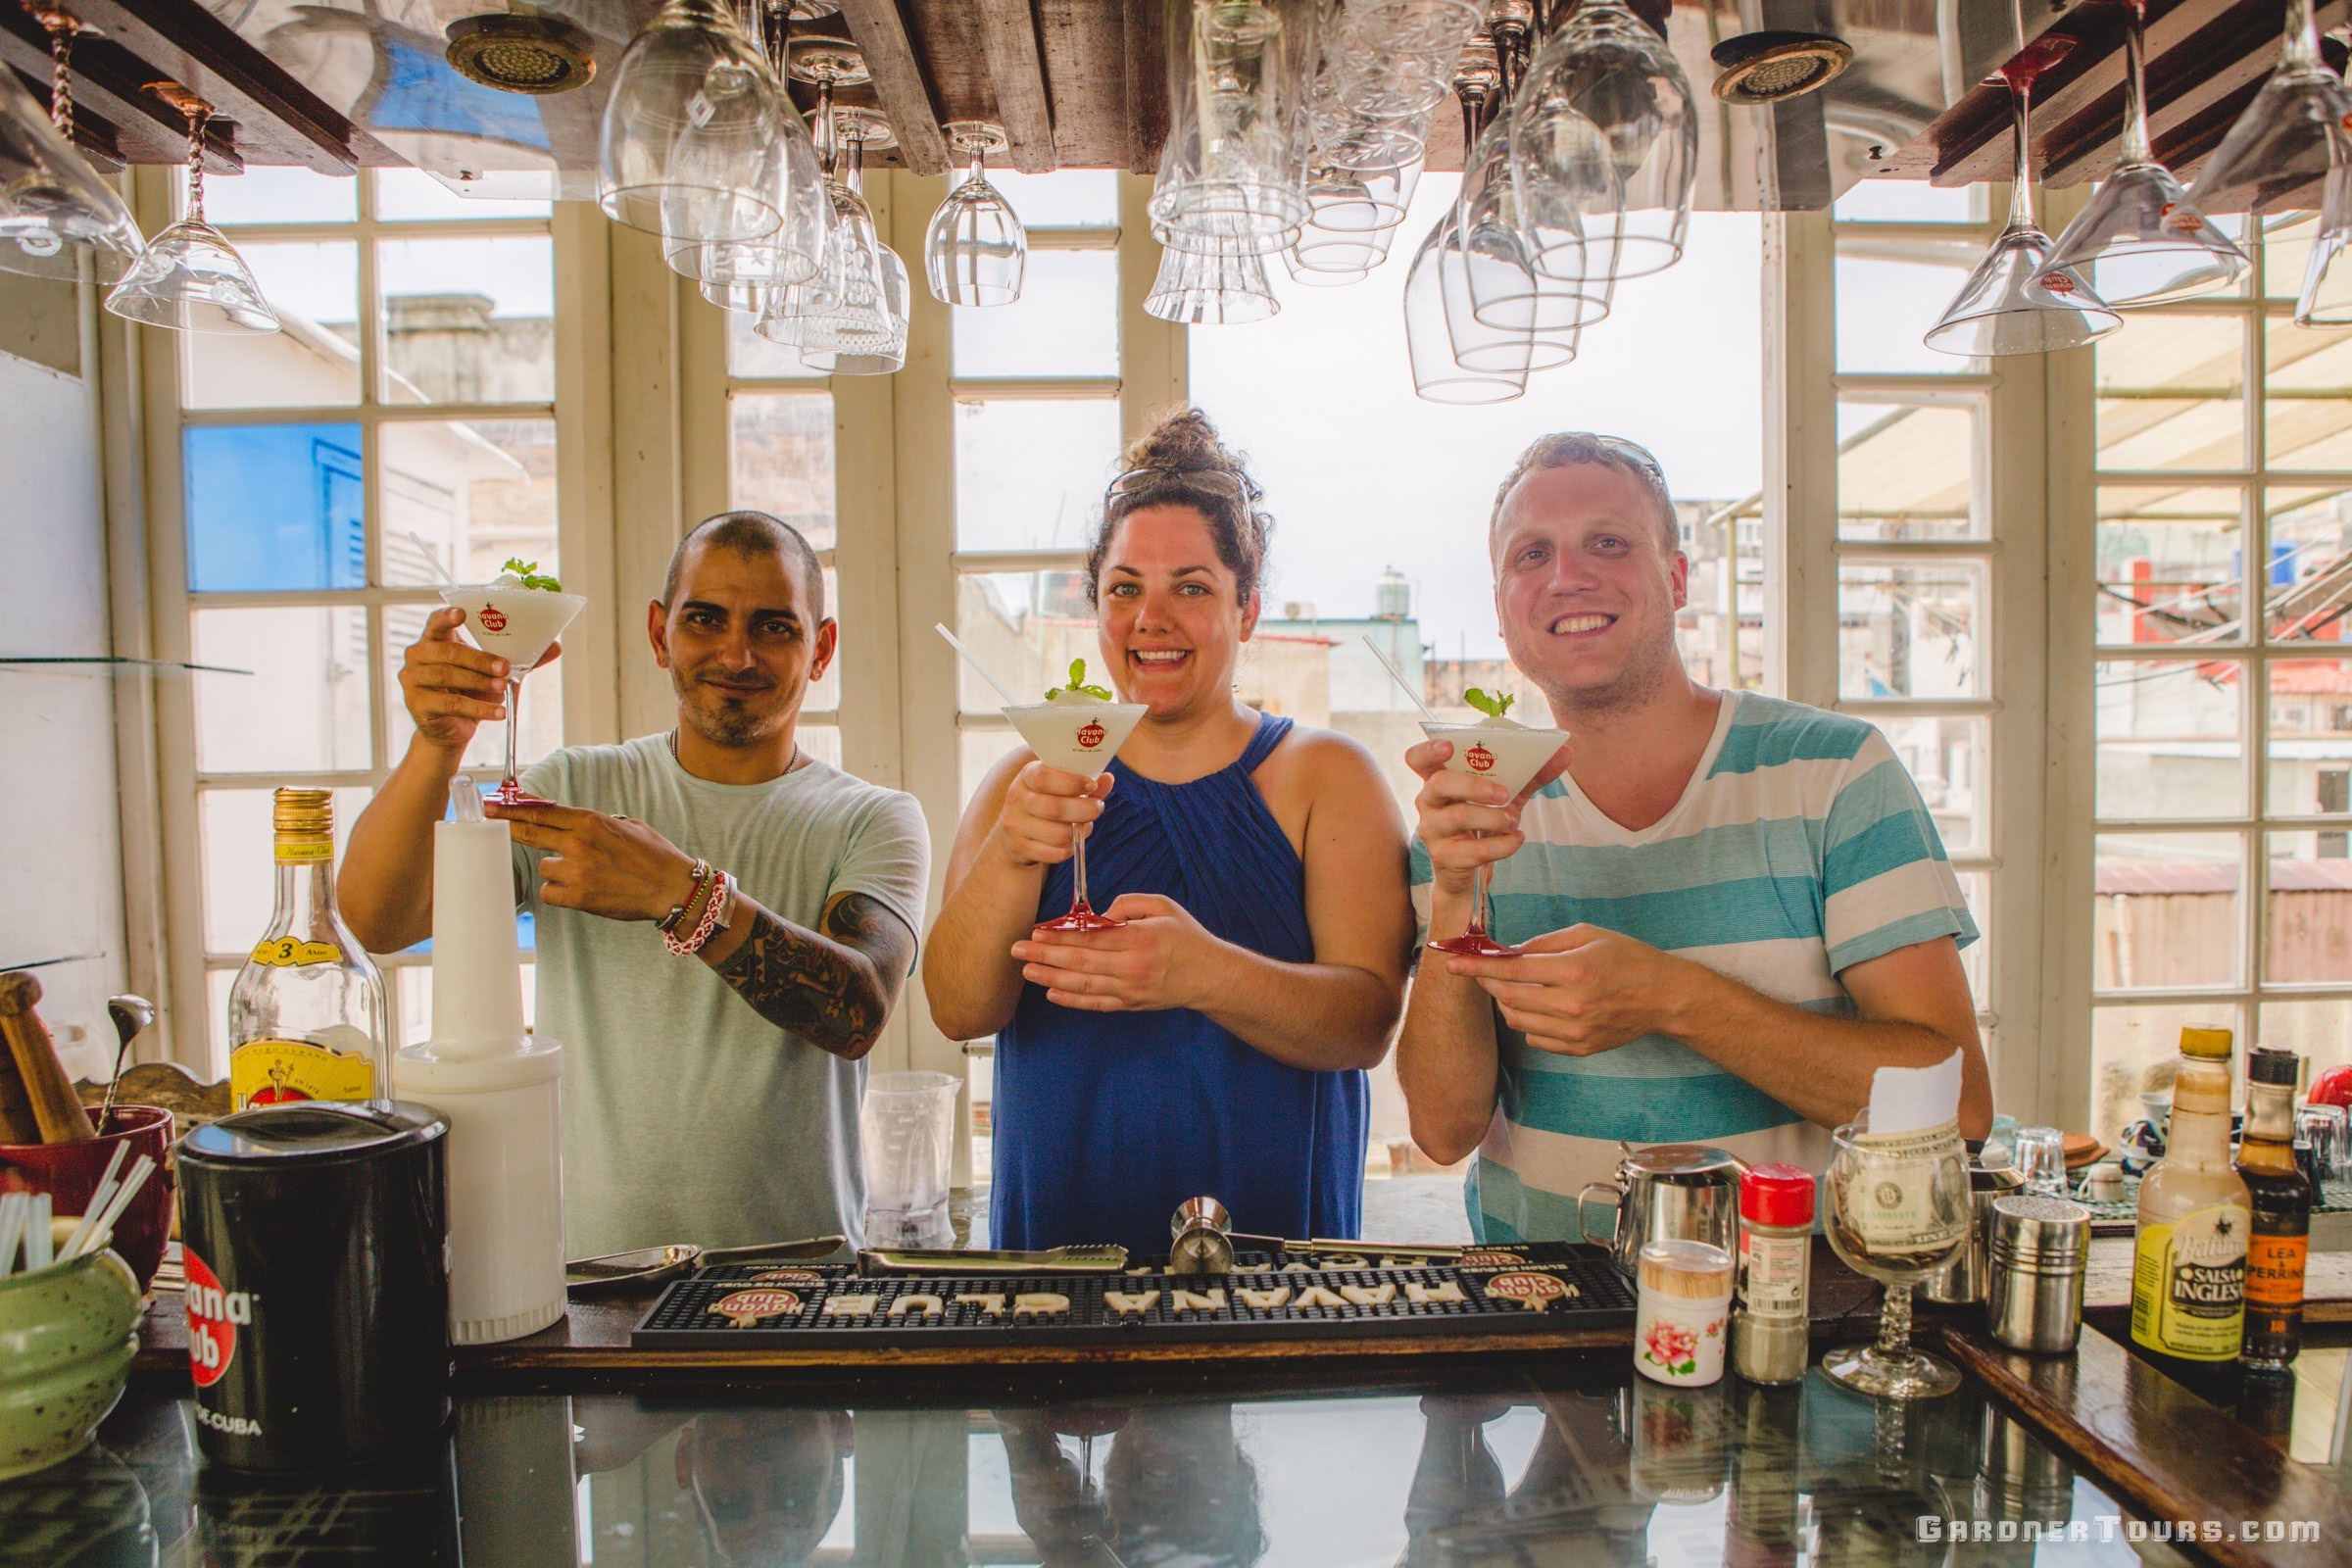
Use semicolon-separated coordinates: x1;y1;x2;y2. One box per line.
343;511;930;1253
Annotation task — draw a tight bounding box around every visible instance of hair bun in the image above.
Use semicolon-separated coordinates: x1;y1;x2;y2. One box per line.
1120;408;1257;499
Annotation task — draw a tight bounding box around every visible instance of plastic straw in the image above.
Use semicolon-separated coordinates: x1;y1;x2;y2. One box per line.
72;1155;156;1260
933;622;1021;708
0;1193;25;1278
1361;635;1438;722
58;1140;129;1262
24;1195;51;1271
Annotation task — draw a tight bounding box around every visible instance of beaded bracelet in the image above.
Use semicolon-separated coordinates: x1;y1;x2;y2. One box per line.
659;858;713;935
666;870;733;957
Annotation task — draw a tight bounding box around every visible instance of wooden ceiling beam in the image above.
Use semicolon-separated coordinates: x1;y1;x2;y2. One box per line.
834;0;952;175
974;0;1054;172
0;13;240;172
1119;0;1165;176
61;0;386;172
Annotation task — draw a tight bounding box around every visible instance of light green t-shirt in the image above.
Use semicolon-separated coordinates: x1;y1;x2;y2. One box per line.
514;736;930;1255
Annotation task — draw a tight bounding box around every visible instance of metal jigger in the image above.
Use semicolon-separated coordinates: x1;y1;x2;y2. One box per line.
1168;1197;1235;1274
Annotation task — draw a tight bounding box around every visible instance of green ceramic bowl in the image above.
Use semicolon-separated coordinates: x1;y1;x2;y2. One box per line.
0;1218;139;1482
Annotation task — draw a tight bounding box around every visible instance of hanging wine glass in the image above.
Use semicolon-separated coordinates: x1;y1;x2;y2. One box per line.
926;122;1025;306
103;87;276;335
2186;0;2352;220
2295;160;2352;325
1510;0;1695;283
0;10;142;282
1144;230;1280;324
2044;0;2247;306
599;0;795;247
1151;0;1320;257
1923;36;2119;358
1403;213;1531;404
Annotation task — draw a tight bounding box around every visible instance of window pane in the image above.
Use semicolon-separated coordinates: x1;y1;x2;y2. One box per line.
2094;830;2244;991
986;170;1119;227
953;251;1119;377
192;608;371;774
1875;714;1987;855
1838;558;1985;698
381;597;559;775
2263;212;2324;299
2095;659;2244;819
186;242;360;408
728;308;830;380
729;392;837;549
956;569;1096;711
955;399;1120;551
2257;998;2352;1082
798;725;841;768
200;786;369;953
209;168;356;225
961;724;1021;815
1835;250;1982;374
2092;1002;2245;1150
1956;869;1990;1003
379;235;555;404
2268;829;2352;984
2095;313;2244;472
2265;486;2352;642
2269;658;2352;813
2093;481;2245;646
1832;179;1984;224
1837;404;1977;541
184;422;367;592
2263;319;2352;470
380;418;558;588
372;168;551;220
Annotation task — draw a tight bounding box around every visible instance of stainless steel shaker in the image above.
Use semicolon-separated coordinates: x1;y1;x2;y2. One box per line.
1984;1195;2092;1354
1922;1157;2025;1305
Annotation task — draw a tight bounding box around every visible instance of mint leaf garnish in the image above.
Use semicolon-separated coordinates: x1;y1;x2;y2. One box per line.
501;557;563;592
1044;657;1114;702
1464;688;1515;718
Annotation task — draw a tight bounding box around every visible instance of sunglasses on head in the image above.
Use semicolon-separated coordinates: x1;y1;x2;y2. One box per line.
1105;465;1252;505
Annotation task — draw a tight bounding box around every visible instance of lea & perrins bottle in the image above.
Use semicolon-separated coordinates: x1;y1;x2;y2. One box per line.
2129;1025;2252;1375
225;789;391;1109
2237;1046;2312;1368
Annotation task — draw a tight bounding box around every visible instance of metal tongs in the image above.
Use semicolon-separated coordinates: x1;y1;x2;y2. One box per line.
858;1245;1129;1275
565;1234;848;1295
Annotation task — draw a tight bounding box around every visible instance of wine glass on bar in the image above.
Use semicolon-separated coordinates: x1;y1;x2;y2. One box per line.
440;563;585;808
1822;1111;1973;1399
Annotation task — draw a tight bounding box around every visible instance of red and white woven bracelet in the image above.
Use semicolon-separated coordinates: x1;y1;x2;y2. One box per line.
665;869;732;957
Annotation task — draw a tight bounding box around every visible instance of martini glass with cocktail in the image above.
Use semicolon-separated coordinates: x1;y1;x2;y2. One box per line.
1421;689;1569;958
1004;660;1148;932
439;559;586;807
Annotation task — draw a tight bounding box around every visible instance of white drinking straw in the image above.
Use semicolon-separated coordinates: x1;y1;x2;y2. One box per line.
58;1140;129;1262
0;1192;26;1278
1361;634;1439;722
934;622;1022;709
24;1194;51;1271
72;1154;155;1261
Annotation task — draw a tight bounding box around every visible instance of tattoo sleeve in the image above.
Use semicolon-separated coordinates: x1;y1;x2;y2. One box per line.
712;891;916;1057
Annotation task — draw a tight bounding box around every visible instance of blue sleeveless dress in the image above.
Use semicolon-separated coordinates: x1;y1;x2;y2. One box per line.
990;712;1369;1252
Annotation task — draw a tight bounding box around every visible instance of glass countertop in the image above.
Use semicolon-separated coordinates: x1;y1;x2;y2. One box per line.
3;1355;2198;1568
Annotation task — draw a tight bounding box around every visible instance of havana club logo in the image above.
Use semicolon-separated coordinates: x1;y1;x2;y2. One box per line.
708;1289;802;1327
2038;270;2079;296
1456;1249;1524;1268
2158;200;2204;235
1077;720;1106;749
185;1249;255;1388
748;1268;825;1286
477;605;510;633
1481;1271;1573;1312
1466;743;1497;772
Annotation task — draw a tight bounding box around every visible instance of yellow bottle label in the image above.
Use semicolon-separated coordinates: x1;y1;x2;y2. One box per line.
229;1039;377;1109
2130;1202;2249;1360
247;937;343;968
273;840;334;864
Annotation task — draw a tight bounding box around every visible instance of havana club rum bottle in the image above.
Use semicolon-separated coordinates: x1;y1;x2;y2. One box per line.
225;789;391;1108
2130;1025;2252;1384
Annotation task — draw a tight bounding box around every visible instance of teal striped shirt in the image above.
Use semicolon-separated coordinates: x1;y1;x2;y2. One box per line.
1408;692;1978;1244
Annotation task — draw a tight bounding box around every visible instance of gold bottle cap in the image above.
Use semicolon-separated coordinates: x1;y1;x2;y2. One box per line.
273;788;333;837
2178;1025;2233;1060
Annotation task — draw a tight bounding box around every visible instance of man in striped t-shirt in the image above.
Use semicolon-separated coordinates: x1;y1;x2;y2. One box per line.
1396;434;1990;1244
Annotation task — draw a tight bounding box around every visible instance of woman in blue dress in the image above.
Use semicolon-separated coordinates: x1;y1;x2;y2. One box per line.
926;409;1413;1252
